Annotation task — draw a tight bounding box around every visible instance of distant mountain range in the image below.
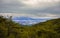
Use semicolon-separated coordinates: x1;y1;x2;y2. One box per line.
12;16;51;25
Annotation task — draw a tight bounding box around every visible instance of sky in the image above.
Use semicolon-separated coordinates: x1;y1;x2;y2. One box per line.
0;0;60;18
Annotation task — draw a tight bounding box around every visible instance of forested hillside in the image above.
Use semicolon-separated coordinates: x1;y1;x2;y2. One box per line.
0;16;60;38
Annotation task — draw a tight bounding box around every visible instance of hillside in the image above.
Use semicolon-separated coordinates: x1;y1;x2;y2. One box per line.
0;16;60;38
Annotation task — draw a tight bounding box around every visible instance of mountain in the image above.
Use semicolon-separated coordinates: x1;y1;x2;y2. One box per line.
12;16;50;25
12;16;49;20
12;16;34;20
0;16;60;38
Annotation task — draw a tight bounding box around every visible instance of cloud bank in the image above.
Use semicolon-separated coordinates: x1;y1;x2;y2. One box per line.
0;0;60;18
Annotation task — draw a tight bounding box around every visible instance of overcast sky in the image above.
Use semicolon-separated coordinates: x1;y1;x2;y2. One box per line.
0;0;60;18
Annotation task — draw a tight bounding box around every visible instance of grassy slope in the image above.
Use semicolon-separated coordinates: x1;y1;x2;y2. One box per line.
0;16;60;38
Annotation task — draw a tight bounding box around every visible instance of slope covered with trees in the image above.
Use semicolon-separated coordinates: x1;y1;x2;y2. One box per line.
0;16;60;38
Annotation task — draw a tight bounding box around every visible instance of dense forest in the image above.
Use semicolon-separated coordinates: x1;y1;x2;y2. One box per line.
0;16;60;38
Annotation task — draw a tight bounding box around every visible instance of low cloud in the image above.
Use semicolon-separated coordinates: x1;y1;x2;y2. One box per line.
0;13;59;18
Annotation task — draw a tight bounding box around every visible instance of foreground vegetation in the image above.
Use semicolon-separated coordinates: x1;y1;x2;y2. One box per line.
0;16;60;38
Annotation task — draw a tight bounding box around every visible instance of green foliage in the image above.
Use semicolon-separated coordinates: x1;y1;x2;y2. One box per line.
0;16;60;38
